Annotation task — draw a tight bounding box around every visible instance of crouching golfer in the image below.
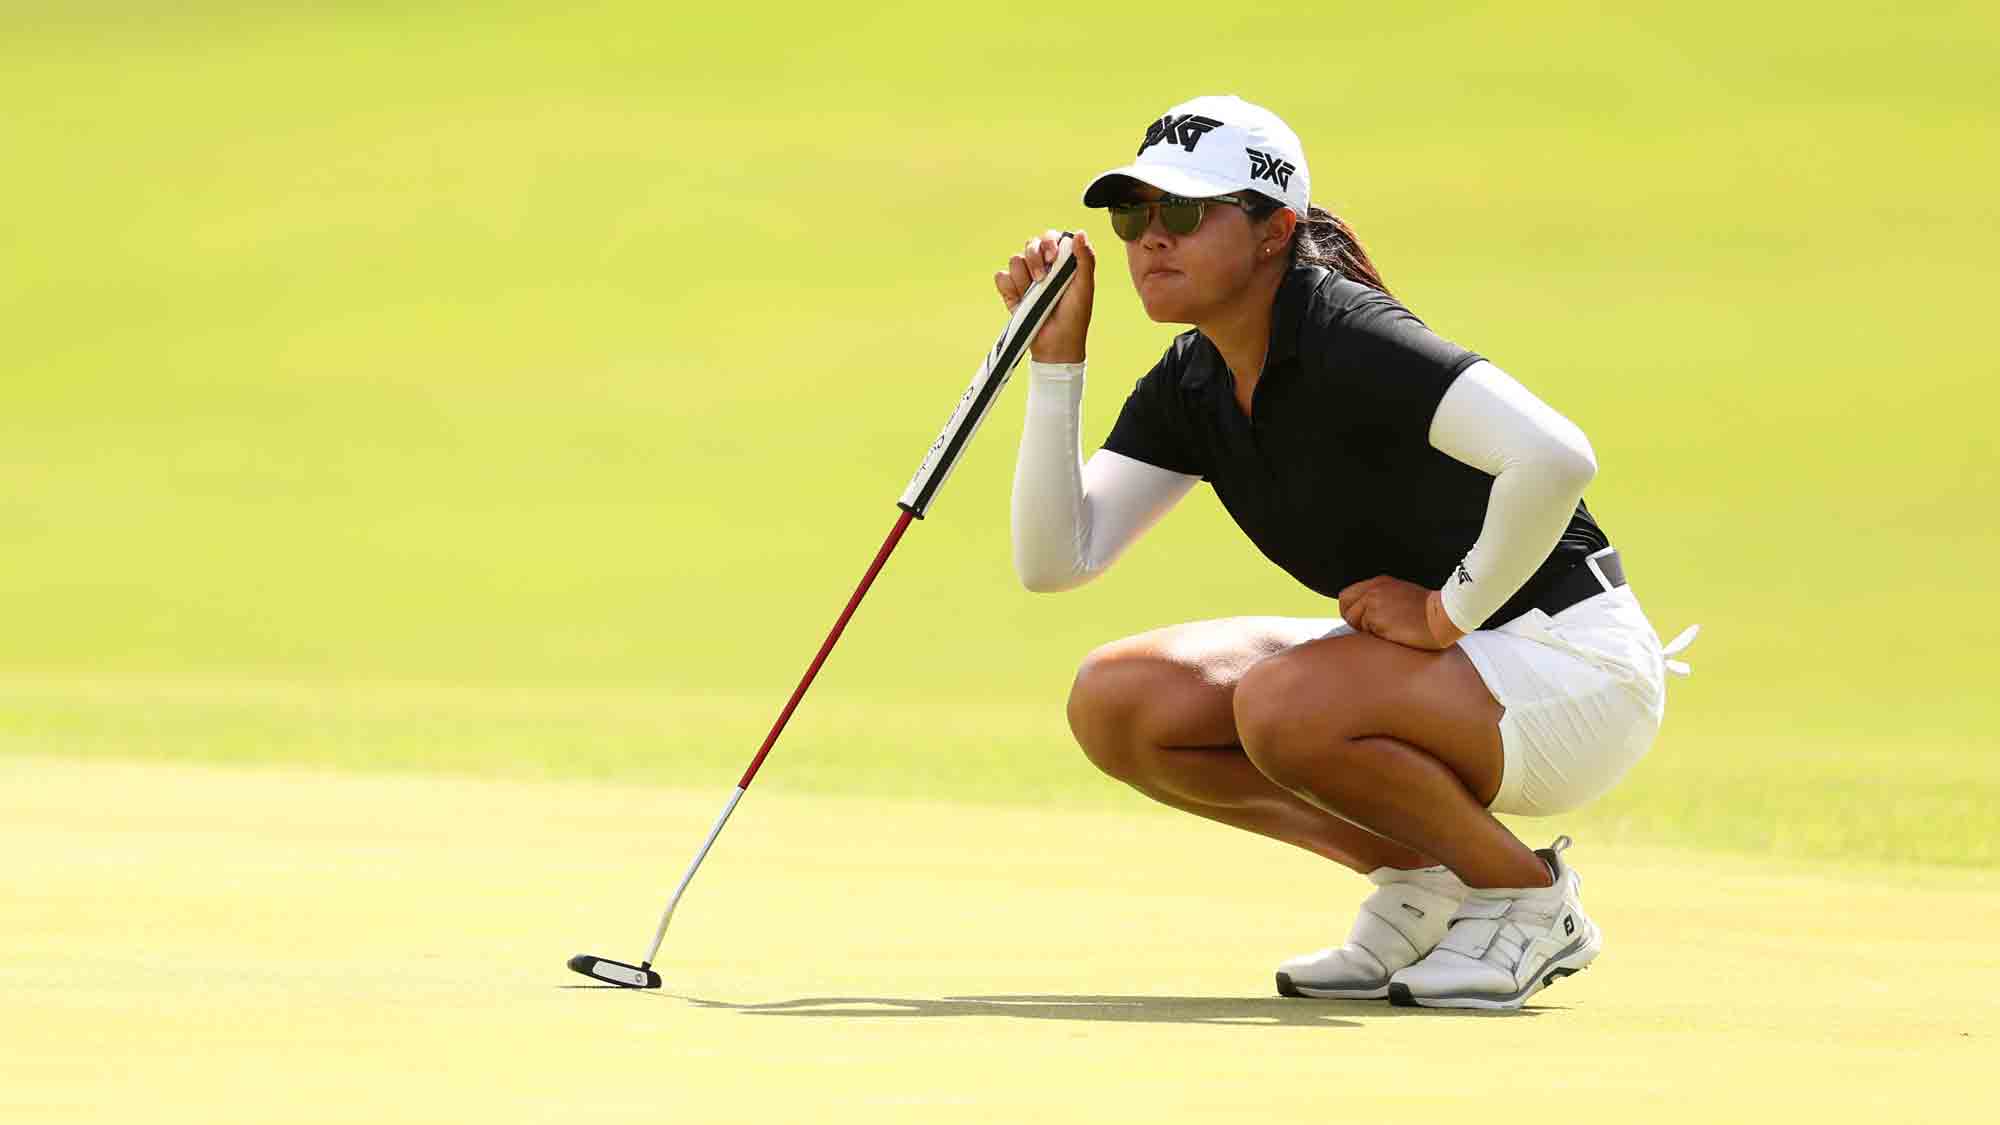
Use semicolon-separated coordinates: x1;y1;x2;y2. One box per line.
999;95;1699;1009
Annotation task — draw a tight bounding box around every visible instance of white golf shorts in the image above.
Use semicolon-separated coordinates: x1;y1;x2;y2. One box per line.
1315;563;1695;817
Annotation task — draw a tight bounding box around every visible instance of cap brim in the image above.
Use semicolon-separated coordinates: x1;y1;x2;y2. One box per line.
1081;163;1245;207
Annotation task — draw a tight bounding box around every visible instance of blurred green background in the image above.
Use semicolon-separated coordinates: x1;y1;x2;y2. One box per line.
3;2;1993;865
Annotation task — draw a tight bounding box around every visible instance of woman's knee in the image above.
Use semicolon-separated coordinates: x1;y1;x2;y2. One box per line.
1065;644;1164;782
1234;652;1355;789
1233;652;1300;742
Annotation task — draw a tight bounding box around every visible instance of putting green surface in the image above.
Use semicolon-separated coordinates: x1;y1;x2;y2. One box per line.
6;756;1992;1123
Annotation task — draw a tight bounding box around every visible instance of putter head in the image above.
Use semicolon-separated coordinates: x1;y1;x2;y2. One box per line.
567;954;662;989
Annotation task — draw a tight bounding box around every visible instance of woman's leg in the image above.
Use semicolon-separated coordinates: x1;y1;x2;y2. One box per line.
1229;629;1550;890
1065;616;1433;874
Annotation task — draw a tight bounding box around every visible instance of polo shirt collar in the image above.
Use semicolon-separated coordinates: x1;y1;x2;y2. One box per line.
1182;262;1328;390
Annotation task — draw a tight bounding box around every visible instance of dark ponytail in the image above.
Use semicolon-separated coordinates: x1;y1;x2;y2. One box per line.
1246;194;1391;297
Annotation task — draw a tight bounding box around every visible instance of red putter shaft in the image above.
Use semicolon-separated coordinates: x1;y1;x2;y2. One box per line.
737;508;914;790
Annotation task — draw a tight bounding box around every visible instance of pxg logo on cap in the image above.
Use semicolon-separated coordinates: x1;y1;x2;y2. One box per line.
1247;149;1296;191
1137;113;1224;155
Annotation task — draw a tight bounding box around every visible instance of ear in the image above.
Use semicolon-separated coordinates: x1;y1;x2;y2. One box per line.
1261;207;1297;257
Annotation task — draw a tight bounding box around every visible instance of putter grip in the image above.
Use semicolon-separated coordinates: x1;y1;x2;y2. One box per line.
898;233;1079;519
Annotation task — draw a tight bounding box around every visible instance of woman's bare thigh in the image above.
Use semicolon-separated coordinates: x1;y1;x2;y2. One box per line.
1080;615;1339;749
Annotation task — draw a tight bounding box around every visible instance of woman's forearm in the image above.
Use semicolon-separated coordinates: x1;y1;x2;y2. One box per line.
1011;361;1198;592
1428;360;1599;631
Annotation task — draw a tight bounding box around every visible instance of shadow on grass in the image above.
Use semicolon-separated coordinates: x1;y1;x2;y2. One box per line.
566;992;1546;1026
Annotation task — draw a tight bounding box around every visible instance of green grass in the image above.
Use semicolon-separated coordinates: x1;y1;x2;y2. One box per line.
3;2;1995;868
8;758;1994;1123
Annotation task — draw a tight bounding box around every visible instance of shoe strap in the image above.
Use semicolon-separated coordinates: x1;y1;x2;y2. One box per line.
1436;888;1568;961
1351;881;1464;960
1434;895;1510;958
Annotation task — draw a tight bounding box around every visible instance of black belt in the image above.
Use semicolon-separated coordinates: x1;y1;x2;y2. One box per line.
1531;547;1626;620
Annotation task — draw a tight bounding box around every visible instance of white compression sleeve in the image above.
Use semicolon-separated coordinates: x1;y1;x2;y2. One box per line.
1428;359;1599;632
1011;360;1200;592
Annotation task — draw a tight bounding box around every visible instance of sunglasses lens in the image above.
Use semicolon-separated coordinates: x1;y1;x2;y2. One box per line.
1107;199;1207;239
1160;200;1203;235
1109;203;1148;241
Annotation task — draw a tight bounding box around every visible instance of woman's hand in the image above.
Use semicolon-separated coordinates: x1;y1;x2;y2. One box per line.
1337;575;1468;651
997;229;1095;364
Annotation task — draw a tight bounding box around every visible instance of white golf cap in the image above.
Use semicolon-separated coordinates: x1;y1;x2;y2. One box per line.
1081;94;1311;219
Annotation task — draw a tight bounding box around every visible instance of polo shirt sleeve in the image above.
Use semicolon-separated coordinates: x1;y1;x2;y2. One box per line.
1333;293;1486;441
1100;347;1207;478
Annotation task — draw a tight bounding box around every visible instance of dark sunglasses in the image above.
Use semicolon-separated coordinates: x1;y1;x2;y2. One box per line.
1107;193;1254;241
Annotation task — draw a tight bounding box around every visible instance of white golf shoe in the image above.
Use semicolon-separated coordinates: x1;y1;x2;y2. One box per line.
1387;835;1601;1009
1275;864;1469;999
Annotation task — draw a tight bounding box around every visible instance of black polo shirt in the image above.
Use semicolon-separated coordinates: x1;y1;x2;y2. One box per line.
1101;262;1609;632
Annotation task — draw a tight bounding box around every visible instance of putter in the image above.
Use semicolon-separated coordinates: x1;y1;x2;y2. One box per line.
569;233;1081;989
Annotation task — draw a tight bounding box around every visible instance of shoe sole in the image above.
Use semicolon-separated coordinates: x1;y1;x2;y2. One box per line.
1386;932;1600;1010
1275;971;1388;1001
